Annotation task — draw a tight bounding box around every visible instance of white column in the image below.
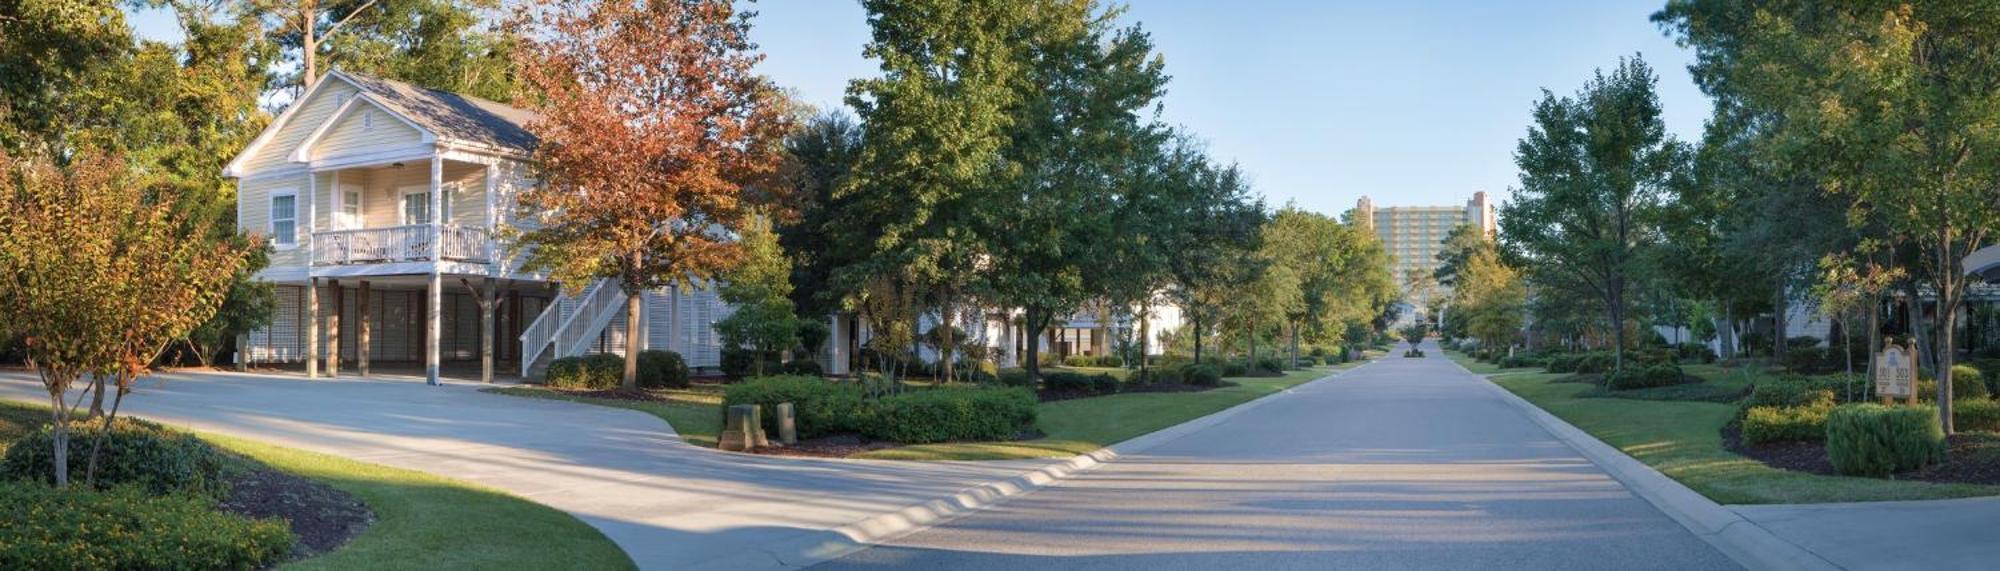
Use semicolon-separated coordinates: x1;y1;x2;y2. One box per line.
306;278;320;379
483;162;498;274
829;314;847;375
427;155;444;386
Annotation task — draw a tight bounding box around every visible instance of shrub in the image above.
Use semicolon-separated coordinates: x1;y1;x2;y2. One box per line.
1129;367;1174;385
1951;365;1989;400
722;376;868;439
1742;404;1831;444
1254;356;1286;373
1062;355;1097;367
1097;355;1123;367
1043;372;1119;395
1546;355;1578;373
1338;345;1353;363
1605;364;1685;390
1955;398;2000;433
546;354;624;389
1573;353;1615;375
0;483;294;570
719;347;757;380
1183;363;1223;386
1826;404;1946;477
1402;348;1425;358
1745;376;1838;410
1676;342;1715;363
0;418;228;498
1220;361;1248;377
860;387;1037;444
637;350;690;389
996;368;1033;388
778;359;824;377
1309;346;1327;358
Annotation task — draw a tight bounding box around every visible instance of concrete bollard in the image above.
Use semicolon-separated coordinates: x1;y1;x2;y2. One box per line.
776;402;797;445
720;404;767;451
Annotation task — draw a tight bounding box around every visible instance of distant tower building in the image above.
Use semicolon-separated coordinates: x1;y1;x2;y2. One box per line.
1349;192;1500;324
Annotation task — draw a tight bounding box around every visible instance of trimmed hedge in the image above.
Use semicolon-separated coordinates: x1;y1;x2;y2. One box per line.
1043;372;1119;395
1742;404;1831;444
1606;364;1685;390
1062;355;1097;367
996;368;1033;388
0;418;228;498
1955;398;2000;433
722;376;868;439
637;350;691;388
545;354;624;389
778;359;824;377
1182;363;1223;386
861;387;1037;444
1573;353;1615;375
0;483;294;570
1746;375;1840;409
1254;356;1286;373
1826;404;1946;477
1951;365;1989;400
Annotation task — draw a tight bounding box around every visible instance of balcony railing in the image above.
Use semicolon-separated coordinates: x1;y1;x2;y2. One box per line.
312;224;490;265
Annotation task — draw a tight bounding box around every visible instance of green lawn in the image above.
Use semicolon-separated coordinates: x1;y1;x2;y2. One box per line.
485;385;726;448
1486;366;2000;504
0;401;634;570
857;363;1360;460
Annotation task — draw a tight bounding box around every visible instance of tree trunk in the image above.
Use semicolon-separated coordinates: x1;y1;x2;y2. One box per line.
88;374;106;418
1609;291;1626;373
622;290;641;389
1192;313;1204;364
940;292;956;384
1023;306;1044;381
1138;301;1151;372
1289;319;1300;370
47;390;68;488
1868;295;1881;394
1773;279;1788;362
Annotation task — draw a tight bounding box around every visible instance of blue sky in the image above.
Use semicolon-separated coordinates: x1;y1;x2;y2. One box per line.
130;1;1708;216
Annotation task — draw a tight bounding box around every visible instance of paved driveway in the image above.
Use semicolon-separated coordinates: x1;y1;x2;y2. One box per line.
820;342;1738;570
0;370;1056;570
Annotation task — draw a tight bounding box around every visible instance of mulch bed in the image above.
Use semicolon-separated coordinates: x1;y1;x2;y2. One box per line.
218;469;374;559
1722;424;2000;484
554;387;683;402
749;428;1049;458
1038;381;1233;403
1721;423;1837;475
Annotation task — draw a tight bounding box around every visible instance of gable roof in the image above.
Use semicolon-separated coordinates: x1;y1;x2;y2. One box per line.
335;71;538;155
224;70;537;177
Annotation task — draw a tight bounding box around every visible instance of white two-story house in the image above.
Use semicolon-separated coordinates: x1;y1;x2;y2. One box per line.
226;70;737;384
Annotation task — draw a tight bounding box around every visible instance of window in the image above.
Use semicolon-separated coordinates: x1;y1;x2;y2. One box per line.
401;187;453;225
270;191;298;247
336;188;362;229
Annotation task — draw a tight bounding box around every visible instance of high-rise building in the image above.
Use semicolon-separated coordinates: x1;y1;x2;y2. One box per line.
1350;192;1498;321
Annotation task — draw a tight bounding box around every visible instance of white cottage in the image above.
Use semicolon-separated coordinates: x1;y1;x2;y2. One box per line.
227;71;735;383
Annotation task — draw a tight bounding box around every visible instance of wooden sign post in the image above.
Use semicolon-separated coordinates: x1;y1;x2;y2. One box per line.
1875;338;1916;405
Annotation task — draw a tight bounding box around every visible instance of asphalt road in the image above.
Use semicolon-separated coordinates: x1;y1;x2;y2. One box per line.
819;341;1739;570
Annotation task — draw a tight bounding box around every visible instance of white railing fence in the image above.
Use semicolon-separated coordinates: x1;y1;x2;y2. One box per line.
312;224;489;265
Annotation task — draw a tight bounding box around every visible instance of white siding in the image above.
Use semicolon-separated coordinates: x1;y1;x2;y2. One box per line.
311;101;427;161
243;81;360;173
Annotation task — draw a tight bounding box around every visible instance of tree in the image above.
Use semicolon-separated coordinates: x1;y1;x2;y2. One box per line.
775;111;863;320
839;0;1030;381
1660;0;2000;432
713;216;799;378
972;0;1168;381
1157;149;1265;365
1502;55;1679;373
0;151;251;488
512;0;792;390
1456;247;1528;349
1432;223;1489;289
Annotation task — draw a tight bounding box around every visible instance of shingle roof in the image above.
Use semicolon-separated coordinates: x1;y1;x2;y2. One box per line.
335;70;538;154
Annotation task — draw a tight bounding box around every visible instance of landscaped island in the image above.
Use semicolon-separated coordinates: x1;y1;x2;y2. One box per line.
0;401;632;569
490;347;1379;462
1445;344;2000;504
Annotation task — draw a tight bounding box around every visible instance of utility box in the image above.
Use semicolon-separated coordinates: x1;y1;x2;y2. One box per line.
776;402;798;445
720;404;767;451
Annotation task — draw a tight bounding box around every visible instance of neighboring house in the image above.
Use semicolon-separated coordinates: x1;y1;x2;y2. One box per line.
226;70;736;383
824;298;1186;375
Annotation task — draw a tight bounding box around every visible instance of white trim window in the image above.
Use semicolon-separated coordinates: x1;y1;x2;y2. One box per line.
270;189;299;247
400;186;453;225
335;185;364;229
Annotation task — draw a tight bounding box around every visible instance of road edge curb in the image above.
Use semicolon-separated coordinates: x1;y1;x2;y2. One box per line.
758;361;1374;569
1459;359;1841;571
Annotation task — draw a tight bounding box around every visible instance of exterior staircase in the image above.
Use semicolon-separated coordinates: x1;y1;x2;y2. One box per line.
518;279;629;377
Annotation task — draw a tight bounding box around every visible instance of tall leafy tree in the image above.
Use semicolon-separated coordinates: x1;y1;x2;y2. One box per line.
775;111;863;320
714;215;799;377
1661;0;2000;431
1502;56;1680;372
981;0;1168;380
1160;154;1266;365
512;0;792;389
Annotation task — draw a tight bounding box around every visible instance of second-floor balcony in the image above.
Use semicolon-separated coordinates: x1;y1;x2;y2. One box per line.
312;224;489;266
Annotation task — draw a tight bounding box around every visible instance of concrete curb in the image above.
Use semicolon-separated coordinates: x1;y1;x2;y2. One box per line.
754;361;1376;570
1455;360;1840;571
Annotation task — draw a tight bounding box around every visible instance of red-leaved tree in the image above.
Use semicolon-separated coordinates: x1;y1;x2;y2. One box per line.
512;0;792;388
